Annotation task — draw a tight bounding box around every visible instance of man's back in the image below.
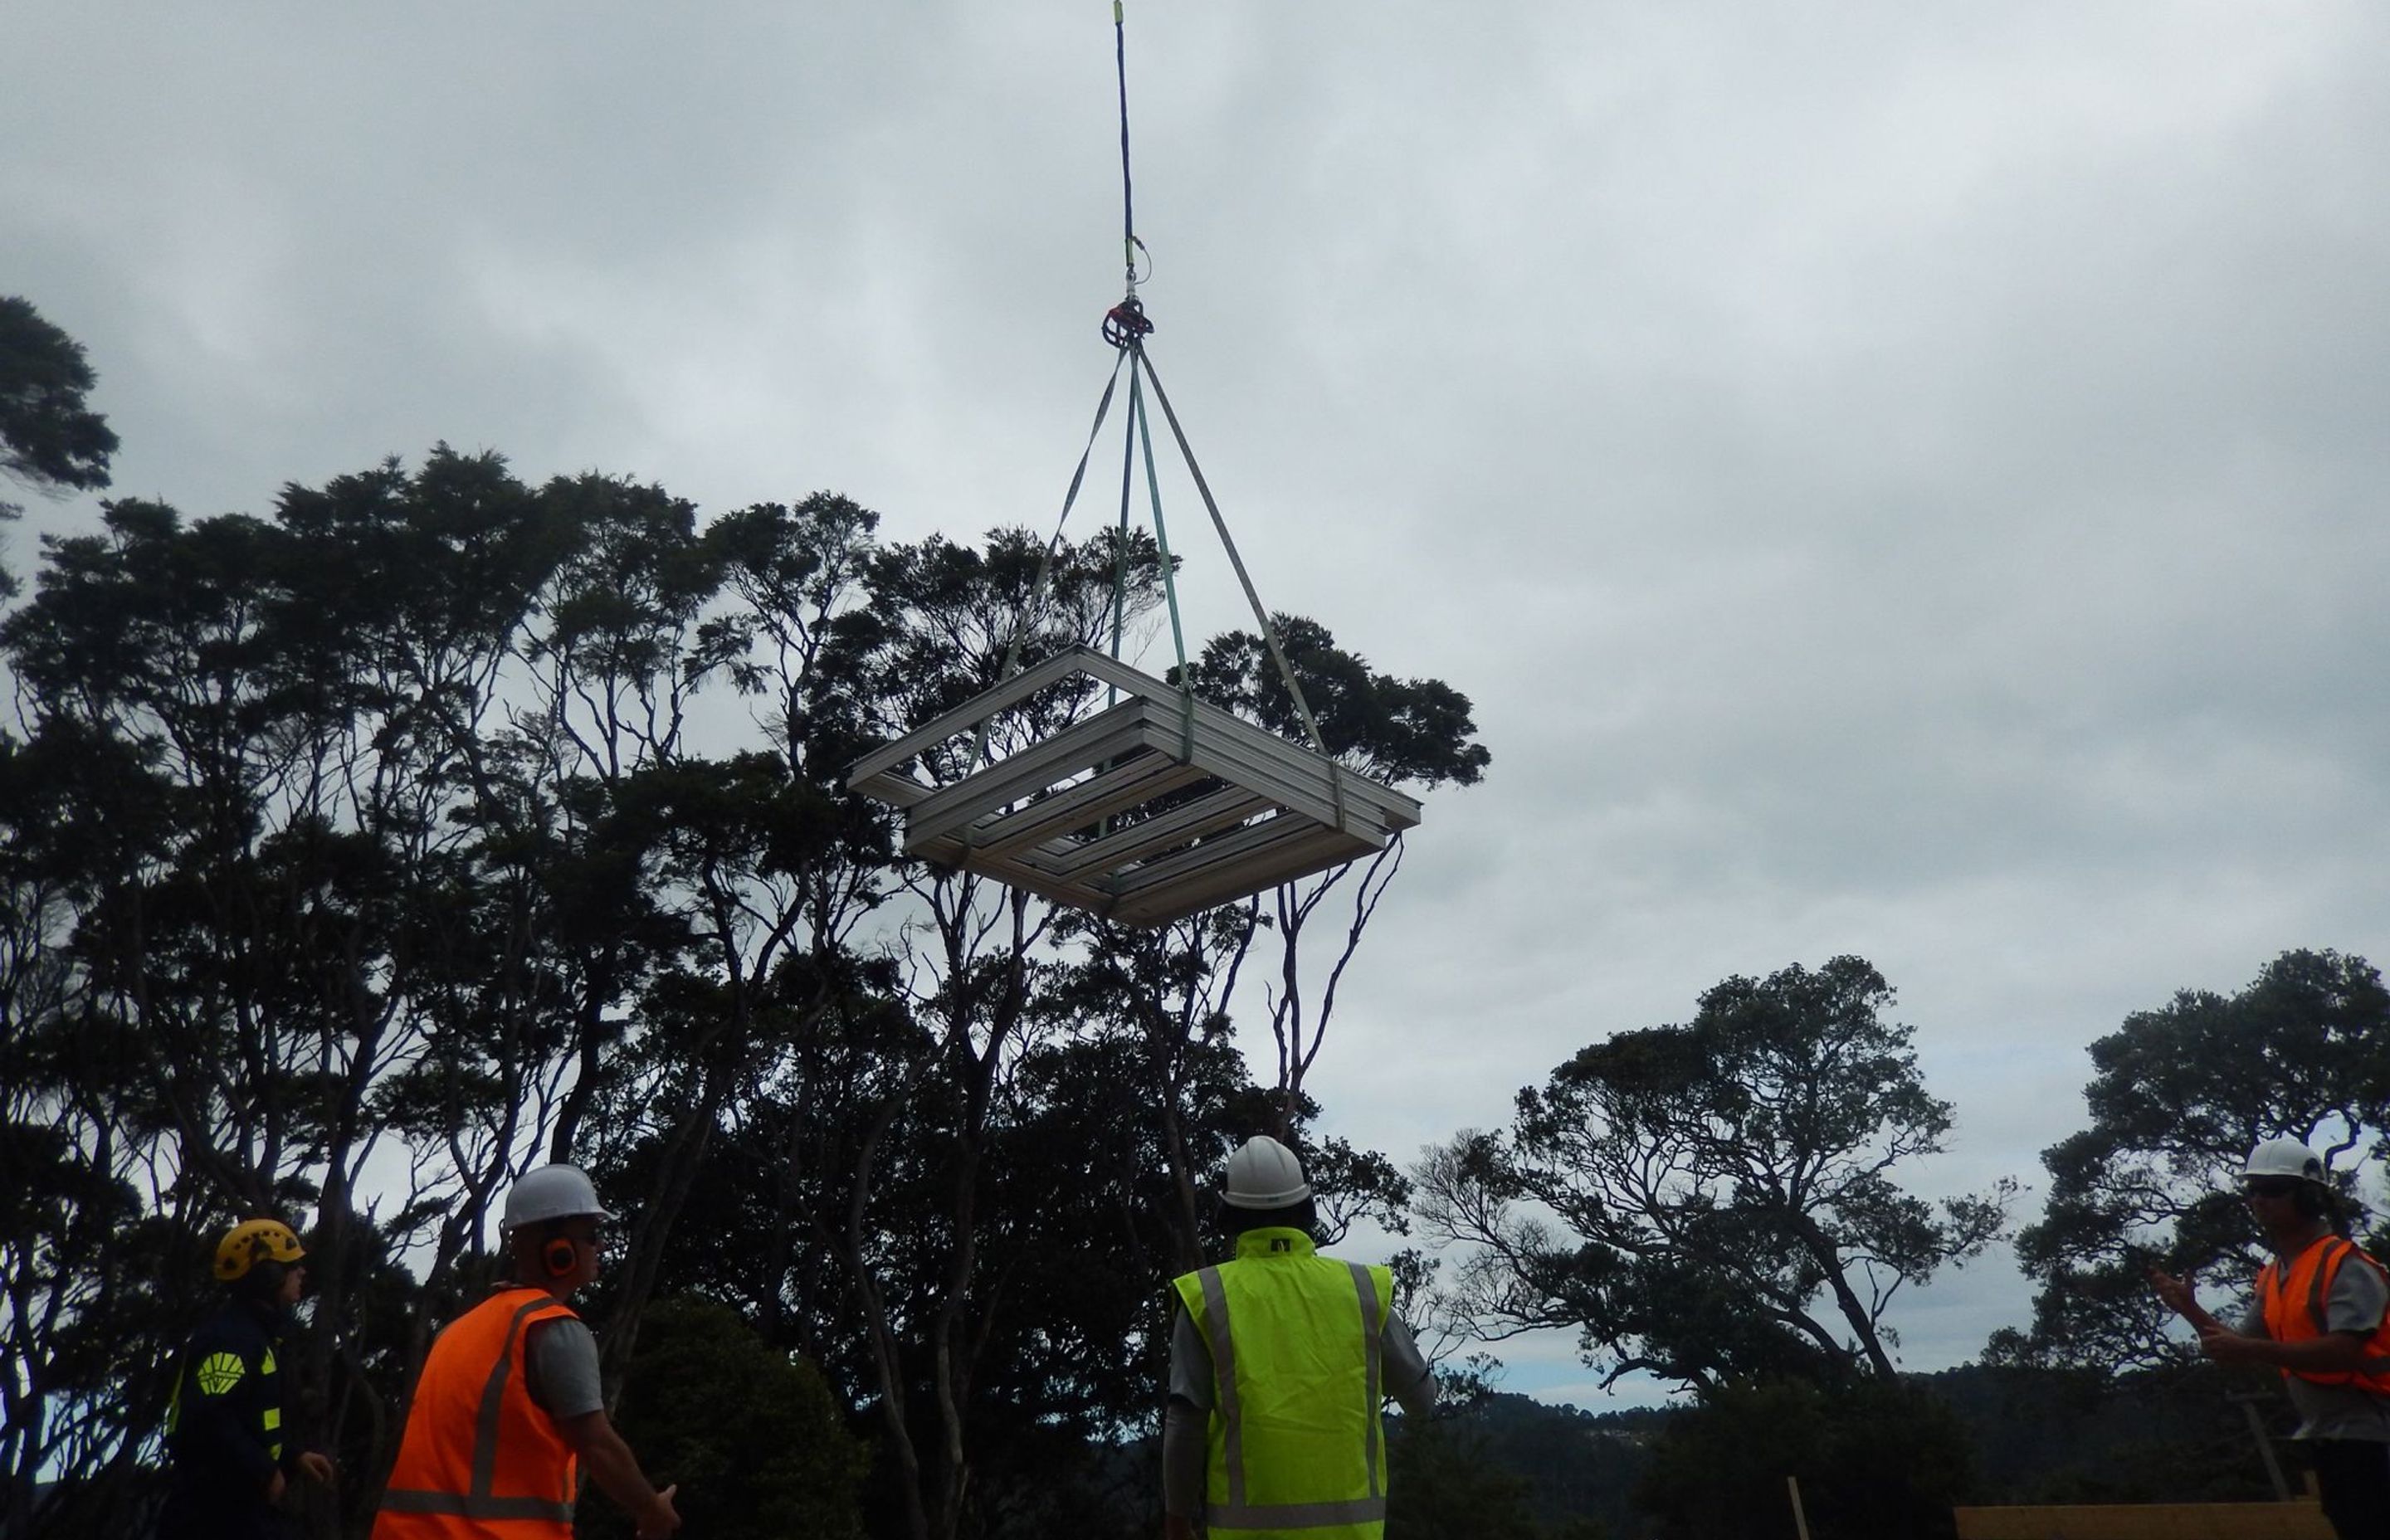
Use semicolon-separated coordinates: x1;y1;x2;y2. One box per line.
1172;1228;1393;1536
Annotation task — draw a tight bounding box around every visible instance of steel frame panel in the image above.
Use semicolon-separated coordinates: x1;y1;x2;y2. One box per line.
844;647;1422;924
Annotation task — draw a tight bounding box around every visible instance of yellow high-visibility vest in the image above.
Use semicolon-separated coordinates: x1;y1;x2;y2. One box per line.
1171;1228;1393;1540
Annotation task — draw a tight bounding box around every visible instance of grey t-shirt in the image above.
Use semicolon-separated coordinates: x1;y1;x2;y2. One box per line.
524;1317;605;1421
2239;1242;2390;1442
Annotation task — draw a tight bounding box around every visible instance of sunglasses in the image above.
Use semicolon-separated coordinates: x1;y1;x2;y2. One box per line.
2243;1177;2304;1200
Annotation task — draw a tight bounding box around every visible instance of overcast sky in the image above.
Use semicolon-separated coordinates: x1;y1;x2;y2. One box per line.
7;3;2388;1406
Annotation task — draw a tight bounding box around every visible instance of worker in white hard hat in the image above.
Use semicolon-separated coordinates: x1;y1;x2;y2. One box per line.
1163;1134;1436;1540
373;1164;681;1540
2149;1137;2390;1539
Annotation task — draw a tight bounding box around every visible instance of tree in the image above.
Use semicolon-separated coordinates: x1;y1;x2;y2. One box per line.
2002;948;2390;1372
1383;1415;1548;1540
0;439;1479;1540
1178;616;1490;1143
0;296;120;598
0;455;602;1536
1418;958;2013;1392
582;1294;867;1540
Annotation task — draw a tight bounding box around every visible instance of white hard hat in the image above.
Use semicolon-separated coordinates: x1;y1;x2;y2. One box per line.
1222;1135;1311;1211
2243;1138;2326;1184
502;1164;613;1231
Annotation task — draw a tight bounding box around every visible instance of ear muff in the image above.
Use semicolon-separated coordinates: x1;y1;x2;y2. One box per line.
2294;1183;2329;1220
544;1236;579;1277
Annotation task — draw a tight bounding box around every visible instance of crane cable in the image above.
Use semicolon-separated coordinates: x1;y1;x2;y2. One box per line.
988;2;1334;772
1109;3;1326;757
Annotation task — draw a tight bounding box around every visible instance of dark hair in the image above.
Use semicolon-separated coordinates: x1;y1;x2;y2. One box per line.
229;1258;289;1304
2305;1181;2359;1236
1222;1196;1317;1240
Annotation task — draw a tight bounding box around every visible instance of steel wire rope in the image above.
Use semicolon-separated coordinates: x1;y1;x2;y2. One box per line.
975;1;1337;816
968;348;1130;773
1109;1;1327;763
1133;345;1332;760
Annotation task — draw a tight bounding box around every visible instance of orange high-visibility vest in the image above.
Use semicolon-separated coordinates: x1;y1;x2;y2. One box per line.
2257;1235;2390;1393
373;1288;583;1540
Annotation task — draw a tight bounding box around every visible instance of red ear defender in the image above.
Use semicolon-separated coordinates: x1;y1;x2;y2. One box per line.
544;1237;578;1277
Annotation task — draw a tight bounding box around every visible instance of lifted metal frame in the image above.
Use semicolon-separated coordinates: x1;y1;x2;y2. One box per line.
846;647;1420;927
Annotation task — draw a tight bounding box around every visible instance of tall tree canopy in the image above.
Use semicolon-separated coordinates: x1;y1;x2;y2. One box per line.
0;296;117;495
1417;958;2012;1392
0;296;120;597
0;444;1487;1540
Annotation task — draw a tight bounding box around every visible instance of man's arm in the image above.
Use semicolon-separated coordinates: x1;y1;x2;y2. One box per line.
1163;1308;1210;1540
554;1411;678;1539
1382;1316;1436;1421
2198;1324;2376;1372
1162;1398;1206;1540
2200;1247;2389;1372
527;1318;678;1538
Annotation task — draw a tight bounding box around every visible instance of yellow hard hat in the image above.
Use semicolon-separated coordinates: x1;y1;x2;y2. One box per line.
214;1219;306;1282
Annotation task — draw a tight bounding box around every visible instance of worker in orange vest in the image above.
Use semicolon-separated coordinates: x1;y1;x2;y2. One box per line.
372;1165;680;1540
2150;1137;2390;1540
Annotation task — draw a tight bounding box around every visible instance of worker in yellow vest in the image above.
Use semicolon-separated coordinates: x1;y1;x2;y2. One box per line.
2150;1137;2390;1540
1164;1135;1436;1540
373;1165;680;1540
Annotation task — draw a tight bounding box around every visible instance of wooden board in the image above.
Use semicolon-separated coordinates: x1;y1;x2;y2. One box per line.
1952;1501;2334;1540
845;647;1422;924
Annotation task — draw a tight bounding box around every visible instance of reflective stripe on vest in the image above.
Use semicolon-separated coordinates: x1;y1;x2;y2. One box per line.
2258;1235;2390;1392
375;1289;581;1537
1173;1231;1393;1538
379;1492;573;1523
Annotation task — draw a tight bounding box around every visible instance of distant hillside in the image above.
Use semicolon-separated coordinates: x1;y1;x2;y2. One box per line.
1908;1362;2286;1506
1407;1363;2291;1538
1395;1391;1667;1537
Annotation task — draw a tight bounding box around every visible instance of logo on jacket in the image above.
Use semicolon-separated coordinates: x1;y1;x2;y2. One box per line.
195;1352;247;1396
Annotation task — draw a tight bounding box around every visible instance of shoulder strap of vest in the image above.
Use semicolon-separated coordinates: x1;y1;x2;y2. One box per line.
2305;1237;2353;1328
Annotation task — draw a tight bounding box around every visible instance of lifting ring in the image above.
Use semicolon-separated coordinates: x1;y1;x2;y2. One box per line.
1102;295;1154;350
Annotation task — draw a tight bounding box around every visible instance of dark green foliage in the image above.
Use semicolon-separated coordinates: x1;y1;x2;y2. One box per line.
1391;1392;1656;1540
1370;1365;2299;1538
1183;614;1490;791
0;297;120;598
2006;948;2390;1372
1912;1362;2283;1508
1420;959;2012;1392
583;1296;866;1540
0;297;118;495
1636;1379;1974;1540
0;442;1480;1540
1386;1415;1548;1540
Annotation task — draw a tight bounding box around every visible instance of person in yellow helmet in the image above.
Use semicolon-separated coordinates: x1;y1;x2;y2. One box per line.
1163;1136;1436;1540
158;1218;337;1539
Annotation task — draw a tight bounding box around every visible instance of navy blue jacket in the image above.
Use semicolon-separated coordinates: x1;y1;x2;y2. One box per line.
156;1299;299;1540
